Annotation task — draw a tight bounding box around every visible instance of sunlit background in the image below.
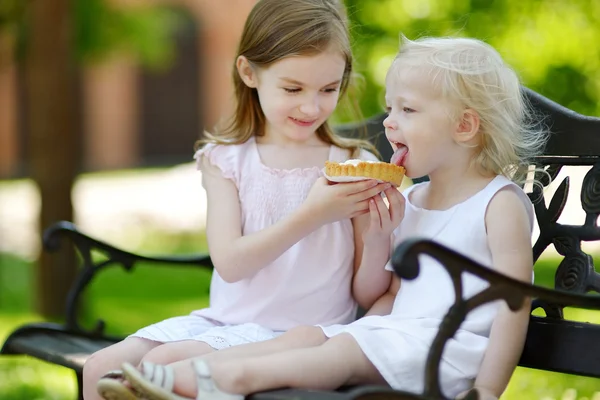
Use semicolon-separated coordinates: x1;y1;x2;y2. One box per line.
0;0;599;398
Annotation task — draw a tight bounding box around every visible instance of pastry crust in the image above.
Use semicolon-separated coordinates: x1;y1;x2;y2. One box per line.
325;160;405;187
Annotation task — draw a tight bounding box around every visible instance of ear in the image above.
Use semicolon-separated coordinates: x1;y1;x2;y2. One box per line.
453;109;480;144
236;56;258;88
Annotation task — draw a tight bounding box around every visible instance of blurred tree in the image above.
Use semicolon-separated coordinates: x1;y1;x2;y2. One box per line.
338;0;600;123
9;0;179;318
23;0;79;319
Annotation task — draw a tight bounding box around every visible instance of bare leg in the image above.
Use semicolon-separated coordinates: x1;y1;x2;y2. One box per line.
167;326;328;396
139;340;215;366
172;331;385;398
83;337;159;400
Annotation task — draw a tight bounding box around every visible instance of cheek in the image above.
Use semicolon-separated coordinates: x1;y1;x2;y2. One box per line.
321;95;340;115
259;92;290;117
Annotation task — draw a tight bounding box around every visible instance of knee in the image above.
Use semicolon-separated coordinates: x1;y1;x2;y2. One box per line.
84;338;157;382
282;326;327;347
83;347;112;382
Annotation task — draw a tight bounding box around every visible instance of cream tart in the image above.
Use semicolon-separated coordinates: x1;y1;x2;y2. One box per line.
324;159;405;187
325;144;408;187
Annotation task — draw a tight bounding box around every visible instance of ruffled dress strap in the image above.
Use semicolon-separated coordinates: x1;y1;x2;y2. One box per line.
194;142;246;186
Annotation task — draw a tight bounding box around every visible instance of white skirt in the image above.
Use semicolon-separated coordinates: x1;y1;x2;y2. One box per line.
320;315;486;398
129;315;283;350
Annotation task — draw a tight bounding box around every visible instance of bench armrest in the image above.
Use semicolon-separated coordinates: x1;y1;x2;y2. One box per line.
391;238;600;400
43;220;213;338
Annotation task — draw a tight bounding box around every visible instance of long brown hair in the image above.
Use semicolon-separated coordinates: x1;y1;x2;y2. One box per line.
197;0;378;158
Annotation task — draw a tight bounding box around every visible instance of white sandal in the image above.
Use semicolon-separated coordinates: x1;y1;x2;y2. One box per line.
122;361;185;400
121;360;244;400
97;370;138;400
192;359;244;400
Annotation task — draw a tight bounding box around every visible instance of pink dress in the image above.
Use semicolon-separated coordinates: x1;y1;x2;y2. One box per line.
130;136;378;349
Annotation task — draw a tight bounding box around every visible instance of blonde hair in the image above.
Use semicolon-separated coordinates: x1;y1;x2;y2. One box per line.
392;36;547;182
197;0;377;158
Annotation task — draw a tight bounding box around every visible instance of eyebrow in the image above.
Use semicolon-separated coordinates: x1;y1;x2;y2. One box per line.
386;95;411;103
280;77;342;87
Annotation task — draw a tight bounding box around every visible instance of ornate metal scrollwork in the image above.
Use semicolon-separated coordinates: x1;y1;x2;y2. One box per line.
530;161;600;316
554;252;594;293
552;236;578;256
581;163;600;215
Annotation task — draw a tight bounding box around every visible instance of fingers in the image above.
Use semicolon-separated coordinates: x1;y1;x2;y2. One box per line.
368;198;382;229
350;210;369;219
350;182;391;202
350;199;370;218
335;179;380;195
373;193;390;224
385;188;405;223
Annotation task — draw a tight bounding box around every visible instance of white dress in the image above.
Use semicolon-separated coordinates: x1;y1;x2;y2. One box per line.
320;176;534;398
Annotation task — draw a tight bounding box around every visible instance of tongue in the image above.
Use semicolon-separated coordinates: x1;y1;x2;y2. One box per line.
390;145;408;167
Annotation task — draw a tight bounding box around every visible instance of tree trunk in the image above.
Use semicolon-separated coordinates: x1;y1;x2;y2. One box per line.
25;0;78;318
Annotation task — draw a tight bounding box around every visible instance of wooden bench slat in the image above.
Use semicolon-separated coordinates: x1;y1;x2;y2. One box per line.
249;389;351;400
519;316;600;378
248;386;423;400
3;328;116;371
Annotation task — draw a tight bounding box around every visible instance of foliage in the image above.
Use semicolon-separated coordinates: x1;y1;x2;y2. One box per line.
1;0;180;69
74;0;182;69
0;0;26;30
336;0;600;123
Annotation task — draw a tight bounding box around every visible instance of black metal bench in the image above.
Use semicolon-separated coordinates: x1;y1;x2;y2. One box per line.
2;87;600;400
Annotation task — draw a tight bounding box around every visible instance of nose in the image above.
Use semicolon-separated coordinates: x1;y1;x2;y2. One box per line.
383;114;397;131
299;95;320;117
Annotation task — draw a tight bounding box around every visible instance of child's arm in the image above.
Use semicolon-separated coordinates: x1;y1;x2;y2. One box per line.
351;213;393;309
201;157;386;283
467;187;534;398
352;187;405;309
365;275;400;316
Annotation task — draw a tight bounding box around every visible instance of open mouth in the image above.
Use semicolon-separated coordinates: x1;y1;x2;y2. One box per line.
390;141;408;167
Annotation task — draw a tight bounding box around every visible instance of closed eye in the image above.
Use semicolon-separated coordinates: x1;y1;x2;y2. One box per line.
284;88;301;93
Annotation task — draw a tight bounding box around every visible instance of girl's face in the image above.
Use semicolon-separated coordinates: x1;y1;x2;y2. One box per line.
383;64;462;179
237;48;346;144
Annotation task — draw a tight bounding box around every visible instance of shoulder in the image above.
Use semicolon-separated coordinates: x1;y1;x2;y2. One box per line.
485;182;534;231
485;185;534;280
194;139;254;184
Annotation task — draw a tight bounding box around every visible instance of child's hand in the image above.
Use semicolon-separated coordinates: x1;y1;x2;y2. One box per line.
301;177;390;225
363;187;405;246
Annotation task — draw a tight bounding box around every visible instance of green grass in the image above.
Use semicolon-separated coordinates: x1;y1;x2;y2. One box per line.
1;238;600;399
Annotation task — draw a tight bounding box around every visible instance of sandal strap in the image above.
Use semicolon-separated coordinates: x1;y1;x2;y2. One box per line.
191;360;244;400
100;369;124;380
141;361;175;392
192;359;214;394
